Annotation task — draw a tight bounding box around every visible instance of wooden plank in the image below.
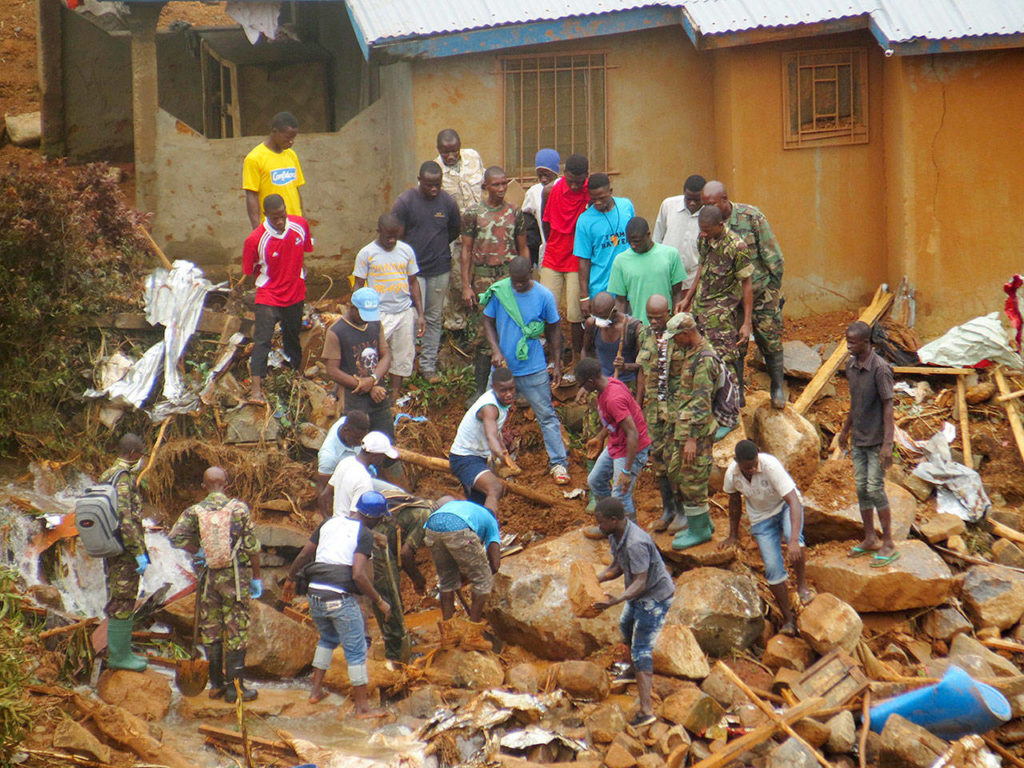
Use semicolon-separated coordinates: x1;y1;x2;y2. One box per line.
790;649;868;708
956;376;973;467
713;662;834;768
995;367;1024;466
689;697;827;768
892;366;974;376
197;725;295;756
793;287;893;415
997;388;1024;404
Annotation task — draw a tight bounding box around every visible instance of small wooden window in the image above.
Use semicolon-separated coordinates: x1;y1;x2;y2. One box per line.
783;48;868;149
502;53;609;179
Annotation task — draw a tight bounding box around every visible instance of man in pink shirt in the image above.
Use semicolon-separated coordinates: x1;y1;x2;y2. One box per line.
242;193;314;404
542;154;590;370
575;357;652;537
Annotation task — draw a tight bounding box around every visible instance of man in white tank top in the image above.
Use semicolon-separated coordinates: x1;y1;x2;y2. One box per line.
448;366;518;515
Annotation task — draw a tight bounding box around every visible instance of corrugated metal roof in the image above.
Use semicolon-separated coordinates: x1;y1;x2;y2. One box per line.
345;0;1024;47
347;0;659;44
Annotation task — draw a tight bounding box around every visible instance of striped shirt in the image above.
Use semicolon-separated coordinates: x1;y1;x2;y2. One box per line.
242;215;313;306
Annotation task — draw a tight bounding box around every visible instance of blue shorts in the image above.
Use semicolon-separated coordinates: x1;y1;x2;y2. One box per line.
750;503;805;585
619;596;672;673
449;453;489;506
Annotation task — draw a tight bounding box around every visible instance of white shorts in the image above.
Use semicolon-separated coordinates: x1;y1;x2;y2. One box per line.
381;307;417;377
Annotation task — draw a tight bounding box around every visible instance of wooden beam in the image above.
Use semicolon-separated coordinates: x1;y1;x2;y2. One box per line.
713;661;834;768
793;287;893;415
689;696;827;768
893;366;974;376
994;367;1024;466
197;725;295;756
997;388;1024;404
956;376;973;467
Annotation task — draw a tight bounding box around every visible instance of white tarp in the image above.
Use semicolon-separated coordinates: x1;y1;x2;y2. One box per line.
912;430;991;522
918;312;1023;368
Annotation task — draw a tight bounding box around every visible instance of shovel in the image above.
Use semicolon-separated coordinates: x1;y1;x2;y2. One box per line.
174;571;209;696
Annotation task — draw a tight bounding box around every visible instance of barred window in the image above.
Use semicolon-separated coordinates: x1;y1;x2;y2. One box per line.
502;53;609;179
783;48;868;149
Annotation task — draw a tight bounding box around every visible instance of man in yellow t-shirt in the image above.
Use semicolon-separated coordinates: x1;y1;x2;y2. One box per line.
242;112;305;229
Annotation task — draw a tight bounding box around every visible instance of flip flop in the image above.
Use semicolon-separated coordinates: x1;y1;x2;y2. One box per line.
870;551;901;568
849;545;878;558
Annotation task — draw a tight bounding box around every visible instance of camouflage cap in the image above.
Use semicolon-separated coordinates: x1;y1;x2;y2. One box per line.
665;312;698;334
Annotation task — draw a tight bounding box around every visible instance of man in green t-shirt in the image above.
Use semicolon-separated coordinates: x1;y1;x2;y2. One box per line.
607;217;686;325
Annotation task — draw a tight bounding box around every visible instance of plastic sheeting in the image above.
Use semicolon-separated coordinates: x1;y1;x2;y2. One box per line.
225;1;281;44
85;261;223;416
917;312;1023;369
912;430;991;522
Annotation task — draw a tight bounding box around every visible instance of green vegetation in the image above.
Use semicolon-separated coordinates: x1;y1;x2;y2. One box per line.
0;163;151;459
0;569;31;764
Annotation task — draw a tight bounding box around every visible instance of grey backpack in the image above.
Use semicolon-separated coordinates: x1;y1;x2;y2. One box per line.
75;470;127;558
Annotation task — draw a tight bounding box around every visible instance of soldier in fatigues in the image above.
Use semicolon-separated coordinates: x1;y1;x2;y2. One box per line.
703;180;786;408
100;433;150;671
664;312;721;551
170;466;262;702
369;482;431;661
683;205;753;403
460;166;530;395
636;294;689;534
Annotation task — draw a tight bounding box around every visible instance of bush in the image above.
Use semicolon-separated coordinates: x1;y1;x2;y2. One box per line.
0;162;152;456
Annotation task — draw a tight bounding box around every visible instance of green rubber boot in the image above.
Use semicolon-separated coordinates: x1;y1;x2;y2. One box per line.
106;617;148;671
672;504;714;551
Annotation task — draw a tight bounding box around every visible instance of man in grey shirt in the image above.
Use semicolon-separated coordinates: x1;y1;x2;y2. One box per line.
592;497;674;728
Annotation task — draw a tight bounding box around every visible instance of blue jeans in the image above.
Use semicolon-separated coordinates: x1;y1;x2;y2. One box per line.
309;592;368;685
514;369;568;468
620;596;672;673
852;445;890;510
588;445;650;516
750;503;805;585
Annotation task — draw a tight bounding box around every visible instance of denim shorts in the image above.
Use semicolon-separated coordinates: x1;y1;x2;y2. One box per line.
619;596;673;673
750;503;805;585
449;452;490;506
308;591;368;685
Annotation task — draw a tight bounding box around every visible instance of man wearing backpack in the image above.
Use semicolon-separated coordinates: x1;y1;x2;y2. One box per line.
99;433;150;671
170;466;262;702
664;313;721;551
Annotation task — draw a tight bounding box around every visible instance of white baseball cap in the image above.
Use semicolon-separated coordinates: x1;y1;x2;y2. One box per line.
361;430;398;459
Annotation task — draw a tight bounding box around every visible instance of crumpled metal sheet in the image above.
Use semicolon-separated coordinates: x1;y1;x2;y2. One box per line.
912;429;991;522
499;724;586;752
917;312;1023;369
85;342;165;408
145;260;224;401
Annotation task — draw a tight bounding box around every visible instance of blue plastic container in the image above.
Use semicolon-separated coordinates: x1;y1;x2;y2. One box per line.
869;664;1011;740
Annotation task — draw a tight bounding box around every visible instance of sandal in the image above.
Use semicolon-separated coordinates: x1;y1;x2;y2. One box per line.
870;551;901;568
849;544;879;558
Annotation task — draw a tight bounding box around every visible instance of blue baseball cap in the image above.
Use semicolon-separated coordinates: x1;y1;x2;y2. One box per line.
351;287;380;321
535;148;560;173
355;490;390;518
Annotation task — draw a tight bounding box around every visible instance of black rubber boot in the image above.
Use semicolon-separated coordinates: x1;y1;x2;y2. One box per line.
767;351;786;409
652;476;678;532
223;649;257;703
735;355;746;408
205;642;225;700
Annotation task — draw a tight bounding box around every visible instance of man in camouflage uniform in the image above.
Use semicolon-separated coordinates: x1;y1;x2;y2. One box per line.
636;294;688;535
170;466;262;702
100;433;150;671
369;481;432;661
682;205;753;404
703;180;786;408
460;165;530;395
663;313;721;551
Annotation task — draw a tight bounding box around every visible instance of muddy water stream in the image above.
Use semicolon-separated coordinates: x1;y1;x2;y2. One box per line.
0;460;419;767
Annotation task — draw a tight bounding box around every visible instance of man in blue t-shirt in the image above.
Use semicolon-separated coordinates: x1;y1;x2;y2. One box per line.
575;173;634;317
482;257;570;485
425;496;502;650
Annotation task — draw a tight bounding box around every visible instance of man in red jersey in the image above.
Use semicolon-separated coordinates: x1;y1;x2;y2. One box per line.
242;193;314;404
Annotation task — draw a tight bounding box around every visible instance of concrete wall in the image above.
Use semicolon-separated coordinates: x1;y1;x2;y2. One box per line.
882;49;1024;337
151;97;392;278
710;31;889;319
403;26;717;222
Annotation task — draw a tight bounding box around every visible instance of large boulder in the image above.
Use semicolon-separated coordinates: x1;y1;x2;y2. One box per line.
747;402;821;490
782;341;822;380
802;460;916;544
53;717;112;763
804;540;953;612
961;565;1024;630
554;660;609;700
798;593;862;654
653;625;710;680
424;649;504;689
97;669;171;721
670;568;762;657
159;595;317;677
487;529;622;659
